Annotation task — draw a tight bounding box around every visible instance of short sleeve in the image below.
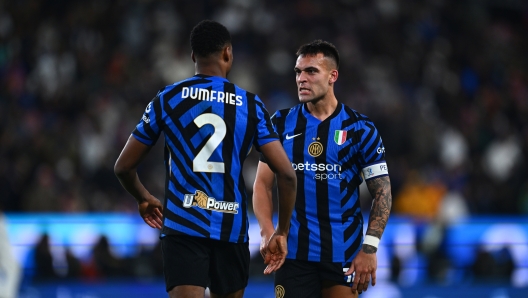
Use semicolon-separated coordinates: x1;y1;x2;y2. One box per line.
132;94;163;146
252;96;279;150
358;121;389;180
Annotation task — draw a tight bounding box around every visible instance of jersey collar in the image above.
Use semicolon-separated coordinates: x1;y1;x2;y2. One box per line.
301;102;343;123
193;74;230;82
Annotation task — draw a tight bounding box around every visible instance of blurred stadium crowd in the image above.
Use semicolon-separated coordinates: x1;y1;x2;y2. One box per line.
1;0;528;219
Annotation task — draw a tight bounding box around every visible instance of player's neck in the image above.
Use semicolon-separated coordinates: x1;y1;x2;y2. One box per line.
195;62;228;78
305;96;338;121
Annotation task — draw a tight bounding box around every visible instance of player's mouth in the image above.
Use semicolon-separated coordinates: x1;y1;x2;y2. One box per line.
299;87;311;95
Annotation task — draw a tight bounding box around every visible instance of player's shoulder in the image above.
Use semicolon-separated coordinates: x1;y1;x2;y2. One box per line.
157;78;191;97
231;83;256;99
340;103;375;126
272;104;302;119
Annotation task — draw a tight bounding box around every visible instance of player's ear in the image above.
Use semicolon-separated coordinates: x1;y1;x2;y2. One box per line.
329;69;338;84
191;51;196;63
222;45;232;63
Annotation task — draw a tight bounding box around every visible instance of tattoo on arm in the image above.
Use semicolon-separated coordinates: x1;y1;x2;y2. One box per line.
362;244;377;254
363;175;392;253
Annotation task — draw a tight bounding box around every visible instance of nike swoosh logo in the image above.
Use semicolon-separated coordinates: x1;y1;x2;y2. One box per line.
285;133;302;140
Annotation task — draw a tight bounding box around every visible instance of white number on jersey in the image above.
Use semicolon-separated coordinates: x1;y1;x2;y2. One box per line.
193;113;226;173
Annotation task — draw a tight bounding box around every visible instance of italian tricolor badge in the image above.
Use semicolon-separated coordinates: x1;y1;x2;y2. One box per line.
334;130;347;145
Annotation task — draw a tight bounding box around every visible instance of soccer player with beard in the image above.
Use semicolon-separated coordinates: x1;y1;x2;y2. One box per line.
253;40;392;298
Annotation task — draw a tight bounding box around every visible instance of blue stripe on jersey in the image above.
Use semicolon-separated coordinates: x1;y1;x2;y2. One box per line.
133;133;154;146
164;218;205;238
132;75;278;243
267;103;387;262
166;199;210;232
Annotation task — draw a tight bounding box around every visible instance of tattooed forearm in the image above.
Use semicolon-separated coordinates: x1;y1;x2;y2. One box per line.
362;244;377;254
365;176;392;239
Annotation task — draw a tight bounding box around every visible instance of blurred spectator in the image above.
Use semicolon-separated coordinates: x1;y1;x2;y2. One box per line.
33;234;57;281
64;248;82;279
0;0;526;216
393;170;447;220
471;246;514;283
472;247;496;281
90;235;128;278
2;2;526;293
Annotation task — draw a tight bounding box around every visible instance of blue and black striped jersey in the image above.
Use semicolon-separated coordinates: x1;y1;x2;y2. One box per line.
133;74;278;243
263;103;388;262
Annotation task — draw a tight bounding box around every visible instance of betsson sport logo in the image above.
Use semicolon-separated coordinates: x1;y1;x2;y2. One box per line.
291;162;344;181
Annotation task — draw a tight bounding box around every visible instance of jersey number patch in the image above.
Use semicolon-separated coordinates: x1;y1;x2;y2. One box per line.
193;113;226;173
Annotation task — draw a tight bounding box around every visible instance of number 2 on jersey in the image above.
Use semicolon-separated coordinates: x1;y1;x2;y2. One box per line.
193;113;226;173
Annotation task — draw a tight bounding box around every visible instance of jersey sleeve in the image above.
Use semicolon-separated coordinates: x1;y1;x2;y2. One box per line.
358;120;389;180
132;93;163;146
259;110;282;163
253;96;279;150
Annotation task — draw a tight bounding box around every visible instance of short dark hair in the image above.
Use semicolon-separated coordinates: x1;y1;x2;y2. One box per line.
190;20;231;57
296;40;340;69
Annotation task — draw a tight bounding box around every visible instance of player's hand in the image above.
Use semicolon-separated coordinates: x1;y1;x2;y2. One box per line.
263;231;288;274
260;234;270;260
346;248;377;294
138;195;164;229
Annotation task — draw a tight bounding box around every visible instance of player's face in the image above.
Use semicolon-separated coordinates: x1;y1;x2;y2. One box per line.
294;53;336;104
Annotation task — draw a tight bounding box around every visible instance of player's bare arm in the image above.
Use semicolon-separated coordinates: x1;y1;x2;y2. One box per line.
257;140;297;274
348;175;392;294
364;175;392;252
252;161;276;258
115;135;164;229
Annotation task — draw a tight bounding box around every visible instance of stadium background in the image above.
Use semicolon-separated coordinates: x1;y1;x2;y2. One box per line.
1;0;527;297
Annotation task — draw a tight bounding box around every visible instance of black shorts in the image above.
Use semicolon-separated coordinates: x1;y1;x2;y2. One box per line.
161;234;250;295
274;259;354;298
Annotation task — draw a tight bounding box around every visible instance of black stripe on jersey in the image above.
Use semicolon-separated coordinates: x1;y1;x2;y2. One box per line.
164;190;210;237
163;144;171;232
163;127;215;200
163;78;211;103
343;194;361;240
235;91;257;242
341;190;355;224
166;174;211;224
359;125;374;151
141;95;162;139
344;215;362;261
153;94;163;125
165;100;216;194
340;175;362;218
132;129;149;140
340;107;360;129
255;100;278;142
339;129;362;178
345;108;370;124
220;82;237;242
292;111;310;260
188;104;214;161
274;109;288;140
363;122;381;158
338;141;356;164
316;120;333;259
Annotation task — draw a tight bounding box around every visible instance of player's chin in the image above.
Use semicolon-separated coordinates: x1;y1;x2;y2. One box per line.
298;95;310;102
